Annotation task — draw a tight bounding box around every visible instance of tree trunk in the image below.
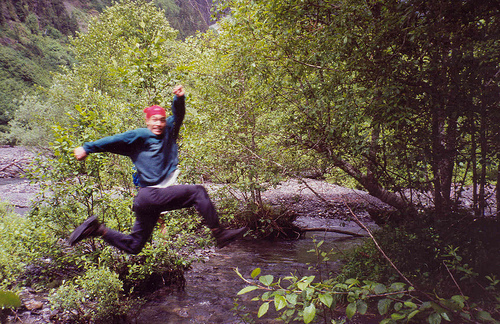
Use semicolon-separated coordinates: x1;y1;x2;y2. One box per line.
479;112;487;216
431;106;445;213
497;156;500;219
430;103;458;214
330;154;411;213
472;121;479;216
303;138;413;215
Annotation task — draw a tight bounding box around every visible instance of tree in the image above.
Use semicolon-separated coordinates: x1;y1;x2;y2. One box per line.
188;0;500;217
181;29;291;212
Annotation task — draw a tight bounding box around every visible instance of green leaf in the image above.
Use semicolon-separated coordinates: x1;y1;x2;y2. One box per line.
0;291;21;308
428;313;442;324
304;276;315;284
357;300;368;315
237;286;259;295
408;310;420;320
476;311;496;323
258;302;270;318
346;302;357;319
274;295;287;311
297;281;308;291
391;313;406;320
430;302;446;314
378;298;391;315
346;278;360;287
441;312;451;322
404;301;417;309
259;275;274;286
319;293;333;308
303;303;316;324
286;293;297;305
373;283;387;294
451;295;465;309
390;282;406;291
251;268;261;279
420;301;432;310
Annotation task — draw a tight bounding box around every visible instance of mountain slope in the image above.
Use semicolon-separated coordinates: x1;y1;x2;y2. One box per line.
0;0;211;136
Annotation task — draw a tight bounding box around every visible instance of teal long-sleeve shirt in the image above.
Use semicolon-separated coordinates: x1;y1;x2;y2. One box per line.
82;95;185;187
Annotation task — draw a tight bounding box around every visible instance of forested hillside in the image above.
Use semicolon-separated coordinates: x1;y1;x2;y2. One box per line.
0;0;210;134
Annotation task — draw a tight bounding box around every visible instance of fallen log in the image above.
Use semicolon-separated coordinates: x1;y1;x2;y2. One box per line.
299;227;367;237
0;161;17;172
0;160;26;173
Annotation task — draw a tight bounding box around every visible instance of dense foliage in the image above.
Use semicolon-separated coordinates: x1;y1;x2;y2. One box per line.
0;0;498;322
185;0;499;217
0;2;210;322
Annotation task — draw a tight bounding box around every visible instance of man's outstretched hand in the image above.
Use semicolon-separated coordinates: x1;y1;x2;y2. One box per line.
173;85;185;97
74;147;88;161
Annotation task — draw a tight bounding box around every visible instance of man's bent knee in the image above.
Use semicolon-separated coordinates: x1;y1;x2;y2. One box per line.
194;184;209;196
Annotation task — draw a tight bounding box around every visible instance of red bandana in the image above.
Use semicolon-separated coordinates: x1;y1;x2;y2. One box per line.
143;105;166;118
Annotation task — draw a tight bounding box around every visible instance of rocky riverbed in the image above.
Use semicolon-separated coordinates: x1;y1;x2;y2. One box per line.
0;146;40;214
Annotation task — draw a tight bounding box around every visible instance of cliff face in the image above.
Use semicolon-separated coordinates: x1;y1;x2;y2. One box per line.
1;0;213;39
0;0;88;35
0;0;100;129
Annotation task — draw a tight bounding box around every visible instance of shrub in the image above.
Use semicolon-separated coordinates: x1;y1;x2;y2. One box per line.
238;202;300;240
0;203;30;287
340;211;500;300
0;202;67;289
237;230;500;324
48;266;128;323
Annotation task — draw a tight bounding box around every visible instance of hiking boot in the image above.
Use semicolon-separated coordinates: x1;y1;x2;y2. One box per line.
212;227;248;248
68;216;104;246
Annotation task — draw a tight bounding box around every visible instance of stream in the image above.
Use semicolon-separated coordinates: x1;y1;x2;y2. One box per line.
132;220;377;324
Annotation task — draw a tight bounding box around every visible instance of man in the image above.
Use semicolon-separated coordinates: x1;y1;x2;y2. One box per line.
69;85;247;254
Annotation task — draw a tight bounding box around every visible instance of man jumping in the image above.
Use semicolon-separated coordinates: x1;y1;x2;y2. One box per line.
68;85;247;254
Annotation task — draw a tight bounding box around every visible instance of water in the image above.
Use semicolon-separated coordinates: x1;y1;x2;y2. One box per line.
133;227;371;324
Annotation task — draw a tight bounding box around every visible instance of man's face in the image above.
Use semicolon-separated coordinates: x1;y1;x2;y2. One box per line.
146;114;167;135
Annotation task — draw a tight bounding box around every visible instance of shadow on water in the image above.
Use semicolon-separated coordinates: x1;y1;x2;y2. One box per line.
132;230;374;324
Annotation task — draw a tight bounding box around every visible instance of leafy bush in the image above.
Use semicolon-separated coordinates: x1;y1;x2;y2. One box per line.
341;212;500;298
48;266;128;323
0;203;31;287
0;202;66;289
237;202;300;240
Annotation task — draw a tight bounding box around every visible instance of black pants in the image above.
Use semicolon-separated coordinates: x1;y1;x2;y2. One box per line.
102;185;220;254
